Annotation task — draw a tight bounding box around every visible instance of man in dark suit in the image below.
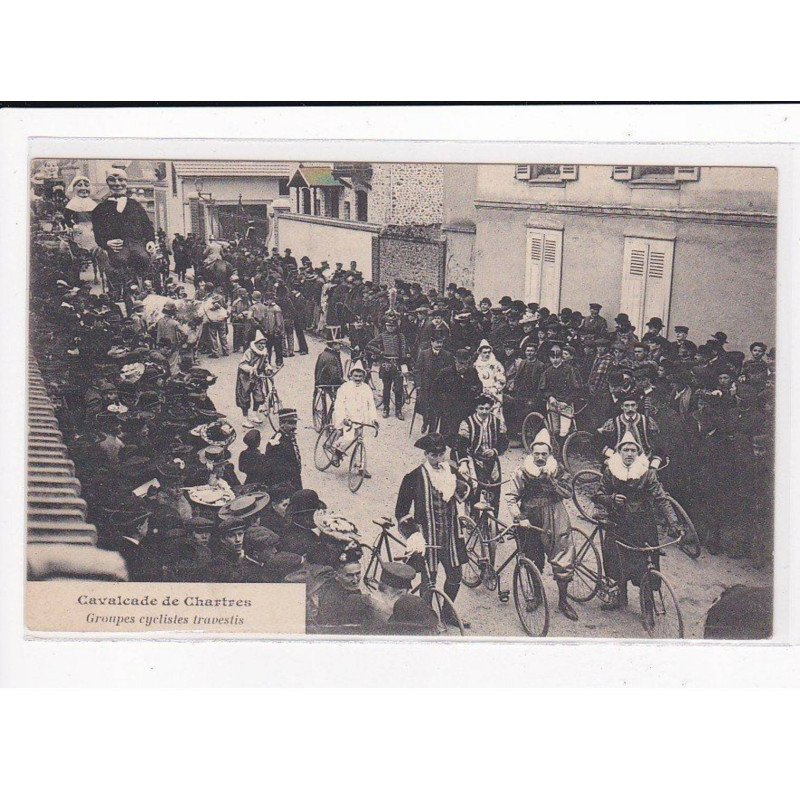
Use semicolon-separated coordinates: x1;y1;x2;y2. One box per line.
414;332;455;434
432;348;484;445
91;167;155;289
261;408;303;493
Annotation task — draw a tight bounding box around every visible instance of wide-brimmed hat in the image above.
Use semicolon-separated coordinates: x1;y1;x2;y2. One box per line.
218;492;271;522
198;445;232;467
192;420;237;447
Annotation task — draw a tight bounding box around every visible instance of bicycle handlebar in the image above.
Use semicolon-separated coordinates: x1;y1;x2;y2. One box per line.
614;533;684;554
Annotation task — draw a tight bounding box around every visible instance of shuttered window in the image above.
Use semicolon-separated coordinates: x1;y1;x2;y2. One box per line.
620;237;675;332
525;228;564;310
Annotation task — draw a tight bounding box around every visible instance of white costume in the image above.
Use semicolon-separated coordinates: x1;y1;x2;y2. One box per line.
332;361;378;451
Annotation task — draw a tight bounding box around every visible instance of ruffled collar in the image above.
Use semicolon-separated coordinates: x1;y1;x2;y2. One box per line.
65;196;97;212
522;455;557;477
423;460;456;502
606;452;650;481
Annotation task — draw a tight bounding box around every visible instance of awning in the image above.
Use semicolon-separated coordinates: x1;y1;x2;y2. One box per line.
288;165;342;189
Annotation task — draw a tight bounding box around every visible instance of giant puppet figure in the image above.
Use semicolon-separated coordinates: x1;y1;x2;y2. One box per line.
91;166;155;291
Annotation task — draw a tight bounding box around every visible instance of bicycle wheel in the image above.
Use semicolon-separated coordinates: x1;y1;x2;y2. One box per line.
567;527;603;603
314;425;335;471
521;412;547;452
429;588;466;636
459;515;484;589
658;496;702;559
563;430;601;474
266;392;283;432
311;390;325;433
513;557;549;637
348;441;366;493
639;569;684;639
571;469;604;523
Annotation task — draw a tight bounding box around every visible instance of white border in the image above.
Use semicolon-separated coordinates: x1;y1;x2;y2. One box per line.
2;105;798;686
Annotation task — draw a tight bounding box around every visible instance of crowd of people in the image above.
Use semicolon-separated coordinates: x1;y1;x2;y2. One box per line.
28;164;775;637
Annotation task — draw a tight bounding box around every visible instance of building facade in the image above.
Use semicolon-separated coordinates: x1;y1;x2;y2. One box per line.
164;160;295;243
443;163;777;350
276;162;445;285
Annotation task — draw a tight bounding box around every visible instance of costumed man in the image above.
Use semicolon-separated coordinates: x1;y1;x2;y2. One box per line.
90;167;156;291
539;343;584;440
330;360;379;471
235;330;276;428
474;339;507;426
592;432;683;613
597;396;662;467
456;393;509;519
395;432;471;628
505;428;578;621
262;408;303;493
368;311;410;420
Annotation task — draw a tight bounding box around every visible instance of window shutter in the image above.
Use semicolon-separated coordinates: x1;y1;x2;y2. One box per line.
641;240;675;330
525;229;544;303
612;166;633;181
620;238;648;330
515;165;531;180
674;166;700;181
189;196;205;240
559;165;578;181
540;231;564;311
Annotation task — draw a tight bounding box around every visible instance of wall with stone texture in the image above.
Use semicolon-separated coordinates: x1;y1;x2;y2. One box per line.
378;234;445;291
385;163;444;225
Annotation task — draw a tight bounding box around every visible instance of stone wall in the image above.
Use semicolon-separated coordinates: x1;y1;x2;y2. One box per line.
377;229;446;291
386;163;443;225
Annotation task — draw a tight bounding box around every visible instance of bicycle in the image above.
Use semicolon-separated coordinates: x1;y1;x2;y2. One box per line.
458;501;550;637
311;384;338;432
571;464;700;560
313;419;378;493
522;398;589;460
254;365;283;432
359;517;466;635
568;474;689;638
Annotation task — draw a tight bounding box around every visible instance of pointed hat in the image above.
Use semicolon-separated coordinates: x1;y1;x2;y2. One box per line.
616;430;643;452
532;427;552;451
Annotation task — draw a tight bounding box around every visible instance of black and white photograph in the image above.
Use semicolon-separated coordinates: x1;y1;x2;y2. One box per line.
26;154;777;640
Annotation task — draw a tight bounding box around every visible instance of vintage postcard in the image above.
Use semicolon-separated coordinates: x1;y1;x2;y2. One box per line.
26;152;777;641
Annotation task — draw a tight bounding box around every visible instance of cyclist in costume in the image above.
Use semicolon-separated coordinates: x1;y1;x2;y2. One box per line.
330;360;379;470
505;427;578;621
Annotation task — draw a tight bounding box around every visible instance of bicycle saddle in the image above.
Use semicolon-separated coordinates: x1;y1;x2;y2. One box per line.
473;502;493;512
373;516;395;528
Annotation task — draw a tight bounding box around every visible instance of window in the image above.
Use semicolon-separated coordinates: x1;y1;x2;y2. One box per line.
343;201;351;221
278;178;290;196
612;166;700;185
314;195;321;216
355;190;368;222
171;163;178;197
515;165;578;184
525;228;563;309
301;188;311;215
325;188;340;218
620;237;675;332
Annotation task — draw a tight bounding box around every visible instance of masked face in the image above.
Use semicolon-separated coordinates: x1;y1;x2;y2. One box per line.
106;174;127;197
73;178;91;198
